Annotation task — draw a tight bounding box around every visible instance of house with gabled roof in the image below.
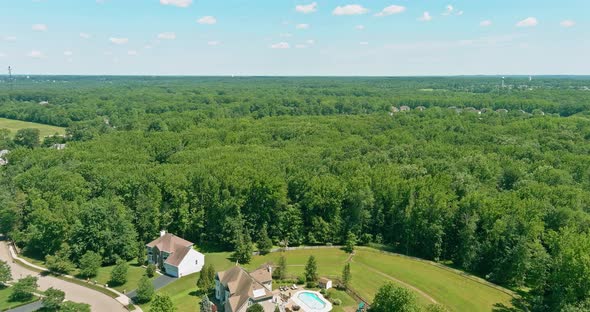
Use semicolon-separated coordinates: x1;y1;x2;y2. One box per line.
215;265;274;312
146;230;205;278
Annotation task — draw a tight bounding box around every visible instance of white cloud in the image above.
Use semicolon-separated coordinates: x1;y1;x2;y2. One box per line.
80;32;91;39
64;51;73;56
356;25;365;30
516;17;538;27
333;4;368;16
375;5;405;17
296;24;310;30
296;2;317;14
197;16;217;25
419;12;432;22
480;20;492;27
359;41;369;45
295;44;307;49
109;37;128;44
306;39;315;45
270;42;290;49
208;41;221;46
32;24;48;32
158;32;176;40
456;11;464;16
160;0;192;8
127;50;138;56
443;5;453;16
560;20;575;28
3;36;17;41
27;50;44;58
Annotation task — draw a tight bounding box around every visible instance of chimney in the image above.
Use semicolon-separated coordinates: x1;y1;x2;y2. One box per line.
160;230;166;237
267;265;272;274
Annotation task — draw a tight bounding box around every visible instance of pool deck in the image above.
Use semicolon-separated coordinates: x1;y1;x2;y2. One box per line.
290;290;333;312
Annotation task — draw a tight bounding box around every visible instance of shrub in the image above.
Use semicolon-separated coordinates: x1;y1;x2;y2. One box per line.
146;264;156;278
43;287;65;311
109;259;129;286
319;289;326;294
297;275;305;285
332;299;342;306
46;254;75;275
10;276;38;302
79;251;102;278
135;275;155;303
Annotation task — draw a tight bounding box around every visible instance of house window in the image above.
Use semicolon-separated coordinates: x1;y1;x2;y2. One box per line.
195;260;198;265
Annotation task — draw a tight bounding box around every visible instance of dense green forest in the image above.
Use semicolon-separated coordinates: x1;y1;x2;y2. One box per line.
2;76;590;311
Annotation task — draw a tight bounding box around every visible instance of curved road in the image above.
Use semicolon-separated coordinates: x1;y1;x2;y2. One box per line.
0;241;126;312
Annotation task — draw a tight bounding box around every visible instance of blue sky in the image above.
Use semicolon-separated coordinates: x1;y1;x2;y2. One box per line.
1;0;588;75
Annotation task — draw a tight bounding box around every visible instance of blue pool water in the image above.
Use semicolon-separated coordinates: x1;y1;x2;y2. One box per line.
297;292;327;310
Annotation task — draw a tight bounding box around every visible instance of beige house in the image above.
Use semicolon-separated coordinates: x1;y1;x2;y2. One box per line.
215;265;274;312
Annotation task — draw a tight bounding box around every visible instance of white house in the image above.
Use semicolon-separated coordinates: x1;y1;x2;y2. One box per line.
146;231;205;278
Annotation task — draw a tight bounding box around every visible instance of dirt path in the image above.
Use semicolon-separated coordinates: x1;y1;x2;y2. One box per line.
350;259;438;305
0;241;127;312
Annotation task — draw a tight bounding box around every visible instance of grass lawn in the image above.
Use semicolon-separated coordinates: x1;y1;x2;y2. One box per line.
0;117;66;138
0;285;38;311
243;248;350;279
139;273;201;312
326;288;357;312
93;262;152;293
352;248;514;312
142;247;515;312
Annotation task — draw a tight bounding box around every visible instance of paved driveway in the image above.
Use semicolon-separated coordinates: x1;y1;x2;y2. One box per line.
0;241;126;312
5;301;43;312
126;274;177;300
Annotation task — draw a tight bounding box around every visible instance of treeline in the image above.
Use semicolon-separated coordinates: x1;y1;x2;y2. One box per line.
1;77;590;130
1;110;590;310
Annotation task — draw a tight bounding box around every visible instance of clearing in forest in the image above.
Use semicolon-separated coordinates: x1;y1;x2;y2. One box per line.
0;118;66;138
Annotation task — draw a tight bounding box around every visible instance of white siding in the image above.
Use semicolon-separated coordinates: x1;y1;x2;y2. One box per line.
177;248;205;277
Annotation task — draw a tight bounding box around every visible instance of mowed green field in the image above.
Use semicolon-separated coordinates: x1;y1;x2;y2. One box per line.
143;247;515;312
351;248;514;311
0;118;66;137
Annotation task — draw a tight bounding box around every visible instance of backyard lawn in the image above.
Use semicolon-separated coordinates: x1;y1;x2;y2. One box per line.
243;248;350;279
0;118;66;138
0;285;38;311
351;248;515;312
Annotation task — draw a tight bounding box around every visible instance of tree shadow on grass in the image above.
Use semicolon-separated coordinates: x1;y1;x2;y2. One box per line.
493;293;530;312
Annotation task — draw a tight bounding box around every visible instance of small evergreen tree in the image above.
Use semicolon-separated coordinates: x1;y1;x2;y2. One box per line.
197;264;212;292
110;259;129;286
136;275;155;303
232;232;253;264
342;263;351;288
149;293;176;312
276;255;287;280
257;224;273;255
146;264;157;278
79;251;102;278
304;255;318;283
43;287;65;311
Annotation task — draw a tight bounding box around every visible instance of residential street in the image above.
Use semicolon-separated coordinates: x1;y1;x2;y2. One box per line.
0;240;126;312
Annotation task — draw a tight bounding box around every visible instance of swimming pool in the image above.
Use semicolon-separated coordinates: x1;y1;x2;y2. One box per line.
291;291;333;312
